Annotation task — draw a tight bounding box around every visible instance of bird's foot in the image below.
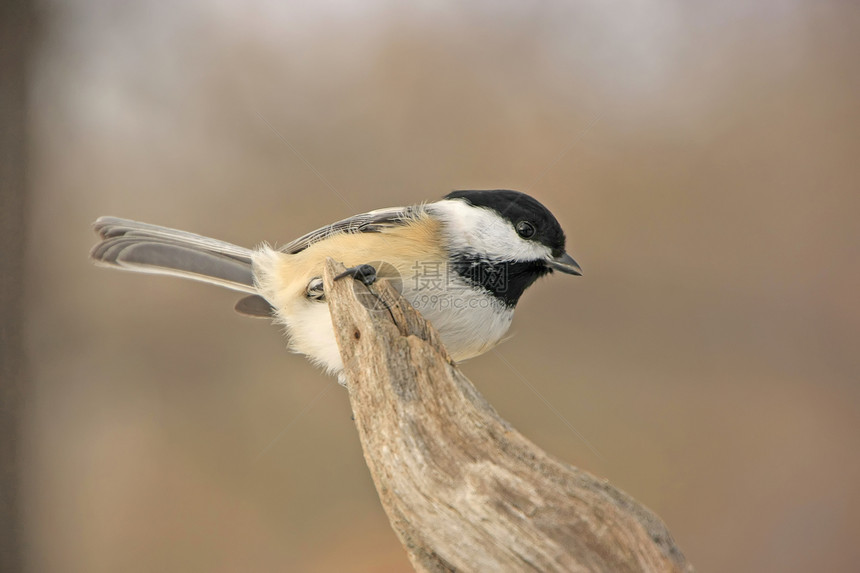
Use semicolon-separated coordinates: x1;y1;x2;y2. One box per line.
334;264;378;286
305;277;325;300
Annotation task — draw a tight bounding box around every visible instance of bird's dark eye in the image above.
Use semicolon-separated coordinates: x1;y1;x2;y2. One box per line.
516;221;536;239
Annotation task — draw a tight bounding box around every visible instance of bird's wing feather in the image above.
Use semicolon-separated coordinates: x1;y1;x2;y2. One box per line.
278;206;421;254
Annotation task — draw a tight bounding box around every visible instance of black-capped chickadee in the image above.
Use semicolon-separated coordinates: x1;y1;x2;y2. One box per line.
91;189;581;375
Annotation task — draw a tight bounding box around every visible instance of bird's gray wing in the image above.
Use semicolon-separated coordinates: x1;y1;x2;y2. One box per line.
235;205;423;317
278;205;422;254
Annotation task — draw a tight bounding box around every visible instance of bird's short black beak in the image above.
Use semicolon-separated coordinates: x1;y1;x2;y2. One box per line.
546;252;582;276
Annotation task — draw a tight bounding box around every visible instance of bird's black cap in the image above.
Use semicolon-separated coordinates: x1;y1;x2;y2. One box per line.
444;189;567;257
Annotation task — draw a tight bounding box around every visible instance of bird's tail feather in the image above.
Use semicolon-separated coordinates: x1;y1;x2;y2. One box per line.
90;216;257;294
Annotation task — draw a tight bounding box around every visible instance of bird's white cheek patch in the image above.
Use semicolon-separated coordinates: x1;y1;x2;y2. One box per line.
428;200;552;262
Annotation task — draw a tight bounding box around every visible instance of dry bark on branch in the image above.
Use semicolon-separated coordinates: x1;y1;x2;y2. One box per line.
323;259;692;573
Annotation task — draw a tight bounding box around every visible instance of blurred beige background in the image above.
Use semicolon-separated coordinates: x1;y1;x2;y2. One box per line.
23;1;860;571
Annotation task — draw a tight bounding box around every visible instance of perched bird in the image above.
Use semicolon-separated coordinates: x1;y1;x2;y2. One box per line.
91;189;581;376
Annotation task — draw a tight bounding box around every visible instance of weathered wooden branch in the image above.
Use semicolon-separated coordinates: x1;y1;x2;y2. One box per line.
323;259;692;573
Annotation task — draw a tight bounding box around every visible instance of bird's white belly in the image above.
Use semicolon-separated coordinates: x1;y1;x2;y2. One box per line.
402;282;514;361
253;246;514;376
282;281;513;375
